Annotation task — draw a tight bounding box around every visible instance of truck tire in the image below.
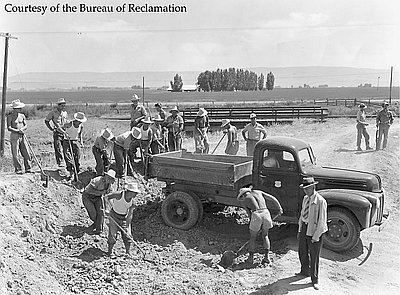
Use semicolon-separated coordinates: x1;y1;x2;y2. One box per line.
161;191;201;230
324;207;361;252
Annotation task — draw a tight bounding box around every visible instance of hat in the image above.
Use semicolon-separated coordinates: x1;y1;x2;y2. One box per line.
154;103;162;108
197;108;208;117
73;112;87;122
125;182;141;193
104;169;116;179
382;102;389;107
170;106;179;113
101;128;114;140
299;176;319;188
142;117;153;124
250;113;257;119
359;103;366;109
153;117;164;123
11;99;25;109
237;188;252;200
221;119;230;128
131;94;140;102
131;127;142;139
57;98;66;105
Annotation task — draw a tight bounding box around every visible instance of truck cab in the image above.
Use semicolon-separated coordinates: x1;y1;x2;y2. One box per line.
252;136;386;251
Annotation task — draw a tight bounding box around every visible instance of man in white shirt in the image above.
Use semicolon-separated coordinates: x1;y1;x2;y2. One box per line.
241;113;267;156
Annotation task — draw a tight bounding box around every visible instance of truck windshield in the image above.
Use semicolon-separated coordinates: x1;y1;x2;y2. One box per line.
298;148;314;168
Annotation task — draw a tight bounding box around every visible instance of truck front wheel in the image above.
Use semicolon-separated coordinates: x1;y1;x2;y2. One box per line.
161;191;201;230
324;207;361;252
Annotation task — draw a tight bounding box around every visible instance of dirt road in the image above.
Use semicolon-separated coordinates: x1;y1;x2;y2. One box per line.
0;118;399;294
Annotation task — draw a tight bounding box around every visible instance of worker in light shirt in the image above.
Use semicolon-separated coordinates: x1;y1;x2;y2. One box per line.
241;113;267;156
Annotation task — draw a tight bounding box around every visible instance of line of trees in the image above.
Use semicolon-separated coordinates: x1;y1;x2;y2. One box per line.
196;68;274;92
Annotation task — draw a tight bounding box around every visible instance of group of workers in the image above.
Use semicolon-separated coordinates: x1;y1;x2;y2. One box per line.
6;95;395;289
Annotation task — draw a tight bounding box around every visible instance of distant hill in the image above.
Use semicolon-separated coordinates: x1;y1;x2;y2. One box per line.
5;66;394;90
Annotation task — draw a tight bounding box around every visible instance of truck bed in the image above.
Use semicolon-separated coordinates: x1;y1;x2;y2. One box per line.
148;150;253;190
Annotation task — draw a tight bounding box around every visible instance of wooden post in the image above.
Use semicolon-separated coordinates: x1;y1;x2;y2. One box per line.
389;66;393;104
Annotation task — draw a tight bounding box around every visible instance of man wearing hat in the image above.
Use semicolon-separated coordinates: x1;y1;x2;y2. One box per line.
166;106;184;151
237;186;283;265
92;128;114;176
154;103;169;151
376;102;394;150
82;169;117;234
150;118;166;154
113;127;142;178
193;108;210;153
356;103;372;151
242;113;267;156
7;99;32;174
130;94;147;129
62;112;87;180
44;98;68;168
104;181;141;256
297;176;328;290
221;119;239;155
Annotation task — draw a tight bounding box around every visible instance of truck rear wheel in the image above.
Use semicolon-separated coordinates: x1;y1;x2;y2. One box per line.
161;191;201;230
324;207;361;252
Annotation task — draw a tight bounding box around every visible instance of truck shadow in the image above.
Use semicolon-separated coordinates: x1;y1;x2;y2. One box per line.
249;275;312;295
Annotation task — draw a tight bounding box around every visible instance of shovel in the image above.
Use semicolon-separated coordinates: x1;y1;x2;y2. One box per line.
107;213;158;265
211;133;226;154
219;241;249;268
24;135;50;188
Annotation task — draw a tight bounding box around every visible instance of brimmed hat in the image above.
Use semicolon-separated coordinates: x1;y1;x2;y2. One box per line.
153;117;164;123
170;106;179;113
125;182;141;193
11;99;25;109
221;119;230;128
101;128;114;140
57;98;66;105
299;176;318;188
250;113;257;119
382;102;389;107
197;108;208;117
142;117;153;124
237;188;252;200
131;127;142;139
131;94;140;102
73;112;87;122
359;103;366;109
154;103;162;108
104;169;116;180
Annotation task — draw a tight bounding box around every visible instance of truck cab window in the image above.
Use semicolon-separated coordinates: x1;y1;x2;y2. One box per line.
298;148;313;168
262;149;281;168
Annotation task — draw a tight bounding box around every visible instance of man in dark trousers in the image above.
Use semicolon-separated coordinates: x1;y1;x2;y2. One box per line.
297;176;328;291
82;169;116;235
237;185;283;264
376;102;395;150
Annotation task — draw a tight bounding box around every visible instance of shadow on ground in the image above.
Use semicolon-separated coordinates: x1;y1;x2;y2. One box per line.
250;275;312;295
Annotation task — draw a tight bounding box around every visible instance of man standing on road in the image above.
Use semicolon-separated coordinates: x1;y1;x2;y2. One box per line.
221;119;239;155
44;98;68;169
297;176;328;291
104;181;141;257
82;169;116;235
7;99;32;174
237;186;283;265
194;108;210;153
242;113;267;156
166;106;184;151
130;94;147;129
376;102;394;150
356;103;372;151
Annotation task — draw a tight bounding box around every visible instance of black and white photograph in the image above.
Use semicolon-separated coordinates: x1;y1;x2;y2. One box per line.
0;0;399;294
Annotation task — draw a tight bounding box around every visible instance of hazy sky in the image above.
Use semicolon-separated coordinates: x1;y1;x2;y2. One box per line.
1;0;399;76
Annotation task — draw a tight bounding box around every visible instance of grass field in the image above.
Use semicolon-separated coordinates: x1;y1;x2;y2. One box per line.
5;87;399;105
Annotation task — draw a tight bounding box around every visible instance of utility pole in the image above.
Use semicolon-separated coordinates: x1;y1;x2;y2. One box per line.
389;66;393;104
0;33;17;157
377;76;380;91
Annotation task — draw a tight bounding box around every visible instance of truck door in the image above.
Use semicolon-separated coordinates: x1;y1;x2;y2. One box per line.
256;148;302;221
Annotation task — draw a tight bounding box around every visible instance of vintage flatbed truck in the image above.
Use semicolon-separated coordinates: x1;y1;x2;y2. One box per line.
148;136;386;252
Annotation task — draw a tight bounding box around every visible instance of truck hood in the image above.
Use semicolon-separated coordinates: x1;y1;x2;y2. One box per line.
303;165;382;193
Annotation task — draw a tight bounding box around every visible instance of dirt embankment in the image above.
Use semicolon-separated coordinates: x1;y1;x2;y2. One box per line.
0;119;399;295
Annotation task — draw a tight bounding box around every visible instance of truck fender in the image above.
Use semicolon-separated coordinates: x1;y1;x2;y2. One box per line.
319;189;371;229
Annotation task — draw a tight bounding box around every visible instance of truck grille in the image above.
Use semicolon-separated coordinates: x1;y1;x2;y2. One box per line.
375;193;385;225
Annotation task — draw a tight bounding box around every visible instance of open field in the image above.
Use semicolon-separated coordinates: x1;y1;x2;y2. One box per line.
0;117;399;295
5;87;399;105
